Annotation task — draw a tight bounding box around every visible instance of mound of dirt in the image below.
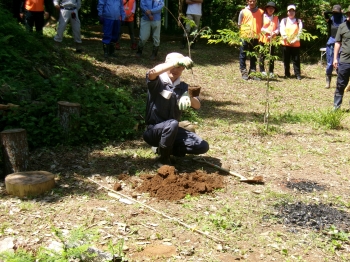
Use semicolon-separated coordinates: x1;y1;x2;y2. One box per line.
137;165;224;201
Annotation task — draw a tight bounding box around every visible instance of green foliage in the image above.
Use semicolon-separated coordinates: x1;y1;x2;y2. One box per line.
202;25;241;47
325;225;350;252
273;109;347;130
36;226;100;261
107;238;125;258
0;9;145;148
310;109;347;129
181;107;202;124
0;249;35;262
299;30;318;42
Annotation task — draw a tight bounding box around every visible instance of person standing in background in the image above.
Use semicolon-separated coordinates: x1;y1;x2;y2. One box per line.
136;0;164;60
181;0;203;50
280;4;303;80
54;0;83;53
238;0;264;81
20;0;52;35
116;0;137;50
323;5;346;88
97;0;126;57
333;6;350;110
259;1;279;78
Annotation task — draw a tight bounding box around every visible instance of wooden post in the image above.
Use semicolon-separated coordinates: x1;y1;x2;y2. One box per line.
0;128;29;176
57;101;81;133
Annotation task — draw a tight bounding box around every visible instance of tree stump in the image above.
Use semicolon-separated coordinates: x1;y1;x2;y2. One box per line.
57;101;81;133
5;171;55;197
0;128;29;176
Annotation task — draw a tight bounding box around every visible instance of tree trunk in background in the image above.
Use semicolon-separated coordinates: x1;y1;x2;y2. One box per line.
57;101;81;133
1;128;29;176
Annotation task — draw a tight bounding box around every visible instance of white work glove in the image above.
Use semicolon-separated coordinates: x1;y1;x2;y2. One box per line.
175;57;194;69
178;91;191;110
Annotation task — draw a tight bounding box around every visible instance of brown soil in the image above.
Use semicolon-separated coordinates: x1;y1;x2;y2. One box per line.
137;165;224;201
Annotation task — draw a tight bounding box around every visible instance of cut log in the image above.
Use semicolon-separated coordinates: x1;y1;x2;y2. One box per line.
57;101;81;133
5;171;55;197
0;129;29;176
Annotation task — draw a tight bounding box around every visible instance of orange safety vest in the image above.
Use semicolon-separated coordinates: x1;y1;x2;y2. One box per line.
281;18;301;47
240;8;264;39
123;0;135;22
25;0;45;12
259;15;278;43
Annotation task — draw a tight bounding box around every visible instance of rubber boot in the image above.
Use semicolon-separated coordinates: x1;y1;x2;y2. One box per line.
103;44;109;58
109;43;116;57
325;75;332;89
180;37;186;49
150;46;159;60
334;95;343;110
75;43;83;53
136;46;143;58
158;143;173;166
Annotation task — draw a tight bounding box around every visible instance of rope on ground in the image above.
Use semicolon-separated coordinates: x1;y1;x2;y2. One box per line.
87;177;225;244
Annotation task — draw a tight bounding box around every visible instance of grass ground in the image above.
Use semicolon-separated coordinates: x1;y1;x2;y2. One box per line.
0;24;350;261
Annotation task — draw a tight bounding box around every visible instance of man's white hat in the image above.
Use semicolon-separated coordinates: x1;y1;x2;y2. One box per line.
287;4;296;11
165;52;184;63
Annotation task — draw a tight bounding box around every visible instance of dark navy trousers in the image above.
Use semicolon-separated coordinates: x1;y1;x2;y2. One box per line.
334;62;350;109
281;46;301;77
239;39;259;71
143;120;209;157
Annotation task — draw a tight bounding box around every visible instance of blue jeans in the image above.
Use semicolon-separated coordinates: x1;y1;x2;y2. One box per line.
138;18;161;48
102;19;121;44
334;62;350;109
326;44;341;75
143;120;209;157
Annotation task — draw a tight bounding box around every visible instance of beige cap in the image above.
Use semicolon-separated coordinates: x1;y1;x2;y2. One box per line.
165;52;185;63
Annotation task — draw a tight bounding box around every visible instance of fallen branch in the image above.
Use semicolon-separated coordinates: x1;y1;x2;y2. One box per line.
87;177;225;244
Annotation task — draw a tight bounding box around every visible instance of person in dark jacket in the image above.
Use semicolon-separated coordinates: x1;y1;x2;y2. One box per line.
333;6;350;110
143;52;209;166
97;0;126;57
323;5;346;88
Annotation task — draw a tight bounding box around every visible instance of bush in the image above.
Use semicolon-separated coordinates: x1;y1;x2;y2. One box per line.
0;9;145;148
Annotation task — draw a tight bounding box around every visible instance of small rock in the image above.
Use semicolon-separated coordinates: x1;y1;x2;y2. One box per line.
0;237;14;253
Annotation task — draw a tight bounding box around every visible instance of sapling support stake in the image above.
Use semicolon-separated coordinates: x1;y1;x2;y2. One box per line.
87;177;225;244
